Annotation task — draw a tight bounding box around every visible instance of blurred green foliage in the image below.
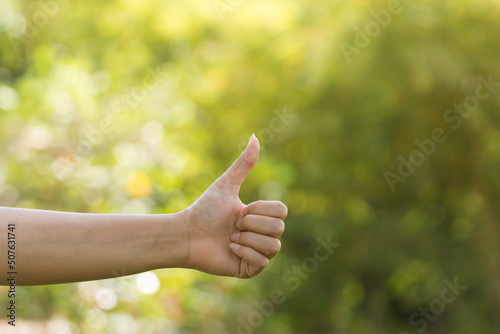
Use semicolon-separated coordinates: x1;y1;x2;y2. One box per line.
1;0;500;333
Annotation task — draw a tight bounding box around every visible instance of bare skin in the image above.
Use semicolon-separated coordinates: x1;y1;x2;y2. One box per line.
0;135;287;285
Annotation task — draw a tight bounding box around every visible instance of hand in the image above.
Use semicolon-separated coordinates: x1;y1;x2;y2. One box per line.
181;135;287;278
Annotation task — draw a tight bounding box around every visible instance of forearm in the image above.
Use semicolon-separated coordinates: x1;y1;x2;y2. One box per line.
0;207;189;286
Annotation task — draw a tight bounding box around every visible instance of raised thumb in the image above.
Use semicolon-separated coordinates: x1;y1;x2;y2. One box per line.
219;134;260;190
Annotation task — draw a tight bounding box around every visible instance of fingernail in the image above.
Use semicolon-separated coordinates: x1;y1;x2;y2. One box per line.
230;243;240;251
240;206;249;216
247;134;255;148
231;232;241;242
236;216;243;229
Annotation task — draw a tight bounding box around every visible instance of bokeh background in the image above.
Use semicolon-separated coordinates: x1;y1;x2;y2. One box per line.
1;0;500;333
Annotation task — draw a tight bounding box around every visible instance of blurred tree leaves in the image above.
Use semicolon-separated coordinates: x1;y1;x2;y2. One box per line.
1;0;500;333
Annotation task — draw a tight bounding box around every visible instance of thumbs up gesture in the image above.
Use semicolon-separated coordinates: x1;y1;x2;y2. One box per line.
181;135;287;278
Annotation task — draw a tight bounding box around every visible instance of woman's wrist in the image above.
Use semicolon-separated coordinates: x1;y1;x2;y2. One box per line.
152;211;191;270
